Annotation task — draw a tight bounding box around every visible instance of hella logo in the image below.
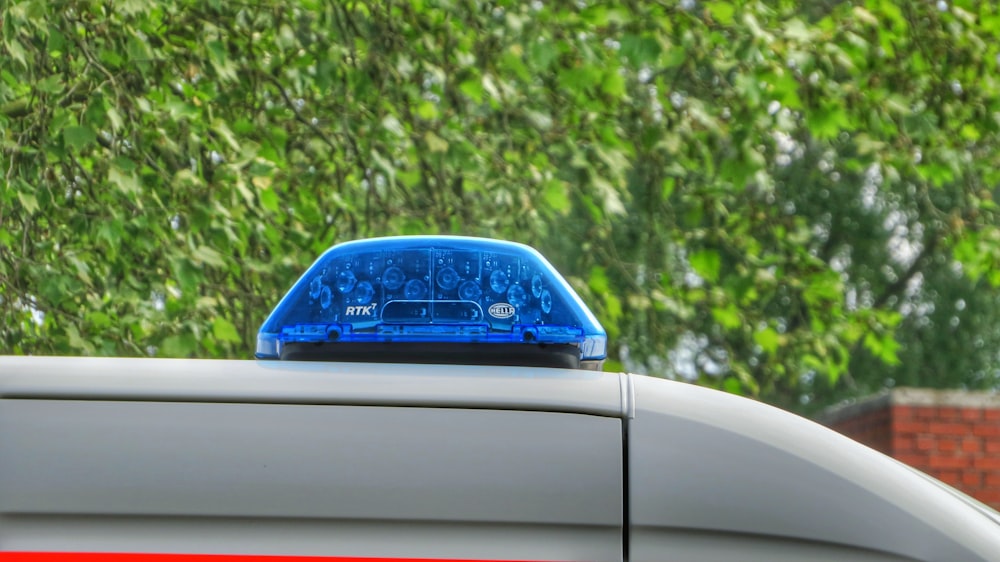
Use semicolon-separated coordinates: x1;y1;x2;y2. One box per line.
488;303;515;319
345;304;377;316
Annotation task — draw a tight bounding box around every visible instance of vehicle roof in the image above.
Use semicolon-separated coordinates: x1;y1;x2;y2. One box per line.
0;356;625;417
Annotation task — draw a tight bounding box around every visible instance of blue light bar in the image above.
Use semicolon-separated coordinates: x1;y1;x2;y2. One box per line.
256;236;607;365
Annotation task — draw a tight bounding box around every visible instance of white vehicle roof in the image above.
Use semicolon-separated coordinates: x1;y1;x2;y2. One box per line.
0;356;623;416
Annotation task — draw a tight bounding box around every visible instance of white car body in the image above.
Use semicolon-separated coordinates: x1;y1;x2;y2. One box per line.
1;356;998;561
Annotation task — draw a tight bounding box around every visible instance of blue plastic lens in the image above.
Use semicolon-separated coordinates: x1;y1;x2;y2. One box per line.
531;274;544;298
436;266;459;290
256;236;607;362
404;278;427;300
507;284;528;307
336;270;357;293
459;280;482;301
489;269;509;293
309;276;322;299
382;266;405;290
354;281;375;305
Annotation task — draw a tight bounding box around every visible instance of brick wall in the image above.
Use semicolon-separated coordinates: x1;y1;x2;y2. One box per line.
820;388;1000;509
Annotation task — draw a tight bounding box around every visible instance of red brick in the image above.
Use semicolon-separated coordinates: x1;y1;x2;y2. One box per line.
961;438;982;454
972;424;1000;437
892;436;917;454
916;407;939;420
961;408;983;422
936;407;961;420
892;405;914;420
961;471;982;488
894;421;929;434
938;438;957;452
936;470;961;486
917;435;936;451
984;473;1000;487
929;422;973;436
973;489;1000;505
929;455;971;469
972;457;1000;470
986;441;1000;454
984;409;1000;422
895;453;928;468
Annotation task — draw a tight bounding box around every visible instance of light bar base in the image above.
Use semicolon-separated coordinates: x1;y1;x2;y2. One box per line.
279;342;583;370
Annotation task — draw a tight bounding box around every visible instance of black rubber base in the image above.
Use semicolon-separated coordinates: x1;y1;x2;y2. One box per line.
279;342;582;369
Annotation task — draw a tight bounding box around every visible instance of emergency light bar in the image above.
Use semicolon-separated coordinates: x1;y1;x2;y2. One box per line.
256;236;607;369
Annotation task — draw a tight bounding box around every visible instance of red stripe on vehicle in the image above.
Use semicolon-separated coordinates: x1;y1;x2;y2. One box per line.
0;552;544;562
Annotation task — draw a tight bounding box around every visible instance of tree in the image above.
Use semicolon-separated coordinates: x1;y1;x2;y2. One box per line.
3;0;1000;413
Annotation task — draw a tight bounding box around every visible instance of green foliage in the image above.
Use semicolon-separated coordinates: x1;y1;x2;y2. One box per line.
3;0;1000;413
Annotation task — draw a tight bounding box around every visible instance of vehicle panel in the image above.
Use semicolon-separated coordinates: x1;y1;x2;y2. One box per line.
0;398;623;560
627;374;1000;561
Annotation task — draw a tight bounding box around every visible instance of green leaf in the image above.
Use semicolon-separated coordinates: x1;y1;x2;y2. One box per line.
754;327;780;355
65;324;95;354
601;71;626;98
36;74;64;94
960;124;981;142
806;105;850;140
902;112;937;139
589;266;611;294
126;34;152;62
212;118;241;151
864;332;901;366
212;318;242;343
86;311;112;330
459;79;484;102
170;257;202;293
689;249;721;283
707;3;736;26
160;333;198;357
783;19;816;41
108;167;141;196
63;126;96;150
529;42;559;69
661;178;675;199
711;303;742;330
17;191;39;214
543;181;570;214
106;107;125;131
620;35;662;66
559;65;602;91
259;186;280;213
415;100;439;120
192;245;226;268
113;156;138;172
917;162;955;188
803;271;843;307
581;5;609;25
722;377;743;395
424;131;449;153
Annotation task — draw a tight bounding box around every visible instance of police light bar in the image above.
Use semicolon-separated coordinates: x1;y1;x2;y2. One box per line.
256;236;607;368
